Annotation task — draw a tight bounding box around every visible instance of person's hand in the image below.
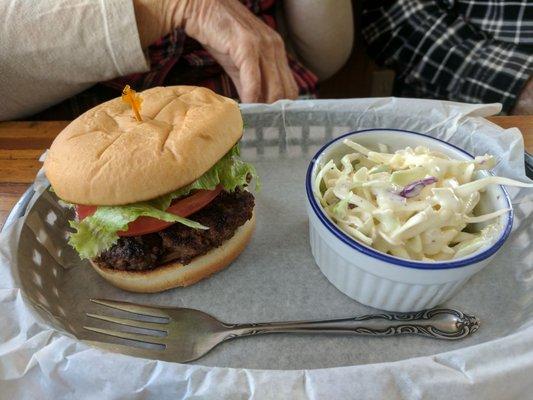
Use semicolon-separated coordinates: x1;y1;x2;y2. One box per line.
512;78;533;115
133;0;298;103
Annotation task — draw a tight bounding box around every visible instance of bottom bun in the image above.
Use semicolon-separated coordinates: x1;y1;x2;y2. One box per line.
90;211;256;293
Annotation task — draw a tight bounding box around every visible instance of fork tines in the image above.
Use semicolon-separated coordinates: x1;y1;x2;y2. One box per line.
90;298;169;318
84;299;169;347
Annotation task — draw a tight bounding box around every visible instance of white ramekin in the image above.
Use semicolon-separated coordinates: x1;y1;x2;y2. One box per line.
306;129;513;312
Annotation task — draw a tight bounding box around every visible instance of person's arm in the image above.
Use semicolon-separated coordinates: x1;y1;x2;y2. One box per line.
282;0;354;81
512;78;533;115
0;0;148;121
1;0;299;121
361;1;533;113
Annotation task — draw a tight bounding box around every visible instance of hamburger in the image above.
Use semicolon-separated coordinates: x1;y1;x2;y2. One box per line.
44;86;258;293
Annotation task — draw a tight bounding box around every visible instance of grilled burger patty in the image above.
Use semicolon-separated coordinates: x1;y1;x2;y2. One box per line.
94;190;254;271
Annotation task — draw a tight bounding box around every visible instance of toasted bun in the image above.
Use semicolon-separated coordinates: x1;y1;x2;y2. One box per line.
44;86;243;205
89;211;255;293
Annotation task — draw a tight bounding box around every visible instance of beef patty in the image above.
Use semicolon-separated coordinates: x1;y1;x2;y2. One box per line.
94;190;254;271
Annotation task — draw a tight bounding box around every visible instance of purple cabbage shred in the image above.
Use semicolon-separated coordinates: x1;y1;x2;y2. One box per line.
399;177;438;198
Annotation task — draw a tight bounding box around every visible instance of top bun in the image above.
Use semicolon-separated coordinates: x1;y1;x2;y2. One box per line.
44;86;243;205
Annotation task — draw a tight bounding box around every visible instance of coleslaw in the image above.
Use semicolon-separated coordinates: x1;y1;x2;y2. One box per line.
314;140;533;261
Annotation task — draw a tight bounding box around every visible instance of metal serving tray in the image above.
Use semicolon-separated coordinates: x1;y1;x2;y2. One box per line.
3;102;532;371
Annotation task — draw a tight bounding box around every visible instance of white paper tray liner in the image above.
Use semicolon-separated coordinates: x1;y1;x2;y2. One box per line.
1;98;532;399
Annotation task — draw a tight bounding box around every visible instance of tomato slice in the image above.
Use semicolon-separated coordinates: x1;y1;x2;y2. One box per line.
75;185;223;237
76;204;97;220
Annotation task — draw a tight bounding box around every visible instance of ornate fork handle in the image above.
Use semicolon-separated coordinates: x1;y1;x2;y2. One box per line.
224;308;479;341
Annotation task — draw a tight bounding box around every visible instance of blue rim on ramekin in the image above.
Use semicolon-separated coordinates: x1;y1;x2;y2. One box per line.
305;128;514;270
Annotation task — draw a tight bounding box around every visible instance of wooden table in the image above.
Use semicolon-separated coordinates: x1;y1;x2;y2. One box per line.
1;117;532;229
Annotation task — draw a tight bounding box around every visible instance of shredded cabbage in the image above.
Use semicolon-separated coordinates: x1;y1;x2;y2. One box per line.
67;143;258;259
314;140;533;261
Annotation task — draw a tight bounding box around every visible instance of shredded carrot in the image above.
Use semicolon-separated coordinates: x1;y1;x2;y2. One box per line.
121;85;143;122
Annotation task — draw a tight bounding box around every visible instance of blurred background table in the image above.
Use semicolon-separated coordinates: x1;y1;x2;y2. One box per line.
1;117;532;229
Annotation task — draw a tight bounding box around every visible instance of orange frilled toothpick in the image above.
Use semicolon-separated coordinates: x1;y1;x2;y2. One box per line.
121;85;143;122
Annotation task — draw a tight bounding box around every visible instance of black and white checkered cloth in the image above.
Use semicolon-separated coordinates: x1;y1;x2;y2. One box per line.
362;0;533;112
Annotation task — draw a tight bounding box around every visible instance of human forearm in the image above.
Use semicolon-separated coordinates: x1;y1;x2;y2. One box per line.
0;0;148;121
0;0;299;122
512;78;533;115
132;0;189;48
283;0;354;81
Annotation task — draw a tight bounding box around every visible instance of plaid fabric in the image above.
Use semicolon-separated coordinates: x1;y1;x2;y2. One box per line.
32;0;317;120
455;0;533;44
362;0;533;112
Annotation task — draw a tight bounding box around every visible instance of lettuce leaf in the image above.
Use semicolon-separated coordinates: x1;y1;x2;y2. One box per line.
68;143;258;259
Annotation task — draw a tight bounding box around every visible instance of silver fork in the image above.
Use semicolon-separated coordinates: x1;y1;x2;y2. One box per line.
84;299;480;363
